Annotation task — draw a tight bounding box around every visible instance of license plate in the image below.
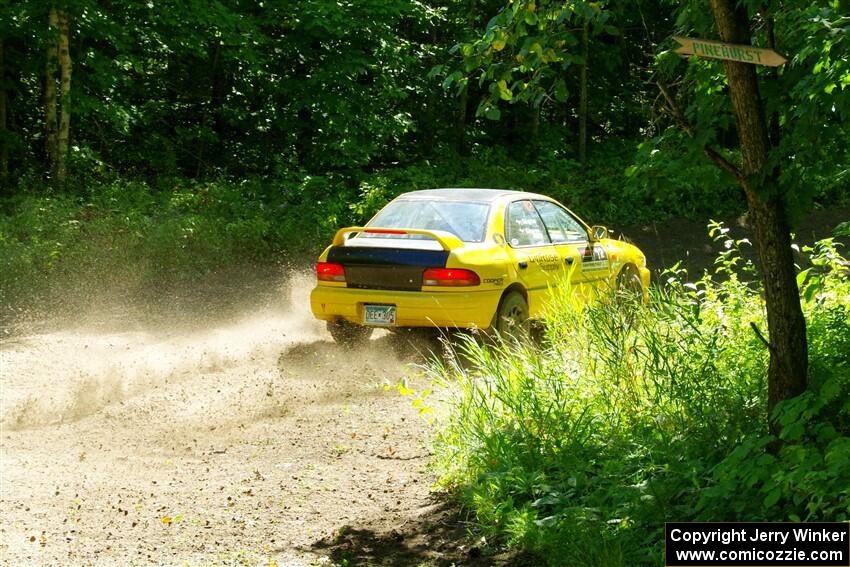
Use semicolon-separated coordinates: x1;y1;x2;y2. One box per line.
364;304;396;326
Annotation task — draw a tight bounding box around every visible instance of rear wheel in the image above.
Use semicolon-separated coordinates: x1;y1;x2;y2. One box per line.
494;291;529;337
327;319;373;347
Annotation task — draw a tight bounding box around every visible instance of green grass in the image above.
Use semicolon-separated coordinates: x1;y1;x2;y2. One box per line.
426;226;850;566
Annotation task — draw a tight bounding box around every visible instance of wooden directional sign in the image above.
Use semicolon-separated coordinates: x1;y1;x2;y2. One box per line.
674;36;787;67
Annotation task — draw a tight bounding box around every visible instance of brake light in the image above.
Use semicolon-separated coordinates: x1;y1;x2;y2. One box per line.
316;262;346;282
422;268;480;287
363;228;408;235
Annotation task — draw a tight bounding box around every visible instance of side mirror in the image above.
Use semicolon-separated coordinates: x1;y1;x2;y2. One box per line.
590;225;609;241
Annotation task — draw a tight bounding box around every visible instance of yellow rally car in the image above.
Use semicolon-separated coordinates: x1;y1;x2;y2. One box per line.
310;189;649;344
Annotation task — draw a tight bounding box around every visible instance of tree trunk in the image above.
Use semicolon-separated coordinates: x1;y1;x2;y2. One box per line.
529;103;540;158
708;0;808;422
0;37;8;180
759;8;781;148
455;0;476;156
56;9;72;181
196;40;221;178
45;6;59;178
578;22;588;163
422;26;438;156
455;88;468;155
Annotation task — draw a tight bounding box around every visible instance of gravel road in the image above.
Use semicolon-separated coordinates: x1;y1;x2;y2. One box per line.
0;274;449;566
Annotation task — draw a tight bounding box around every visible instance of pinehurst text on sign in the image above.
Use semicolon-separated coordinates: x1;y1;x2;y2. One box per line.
673;36;787;67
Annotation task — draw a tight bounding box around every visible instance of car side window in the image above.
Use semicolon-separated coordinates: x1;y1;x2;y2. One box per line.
506;200;550;247
533;200;587;244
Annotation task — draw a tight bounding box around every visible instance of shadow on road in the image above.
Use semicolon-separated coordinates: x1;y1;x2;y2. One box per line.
310;497;538;567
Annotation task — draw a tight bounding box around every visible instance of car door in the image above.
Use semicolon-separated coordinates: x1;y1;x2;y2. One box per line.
532;200;610;299
504;199;560;316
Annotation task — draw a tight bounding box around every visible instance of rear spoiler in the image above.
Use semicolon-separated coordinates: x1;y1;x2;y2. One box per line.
332;227;464;251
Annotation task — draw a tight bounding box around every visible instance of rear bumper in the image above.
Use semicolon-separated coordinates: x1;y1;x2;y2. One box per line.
310;285;502;329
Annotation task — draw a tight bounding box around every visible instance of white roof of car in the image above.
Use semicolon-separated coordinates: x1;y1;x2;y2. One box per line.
395;188;550;203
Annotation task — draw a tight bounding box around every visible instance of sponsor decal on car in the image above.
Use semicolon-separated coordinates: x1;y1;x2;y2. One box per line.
531;253;561;271
577;244;609;272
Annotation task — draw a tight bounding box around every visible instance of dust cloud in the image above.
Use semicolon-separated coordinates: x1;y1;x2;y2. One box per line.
0;271;324;431
1;268;436;565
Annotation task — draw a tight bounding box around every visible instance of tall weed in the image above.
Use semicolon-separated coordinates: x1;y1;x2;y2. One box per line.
428;225;850;565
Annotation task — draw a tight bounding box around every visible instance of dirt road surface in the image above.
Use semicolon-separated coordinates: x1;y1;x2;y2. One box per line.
0;275;468;566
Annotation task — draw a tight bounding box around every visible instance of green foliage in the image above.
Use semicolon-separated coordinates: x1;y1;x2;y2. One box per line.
2;0;846;231
698;239;850;523
0;177;329;317
345;141;746;227
428;228;850;565
657;0;850;212
441;0;849;220
441;0;665;133
0;0;440;177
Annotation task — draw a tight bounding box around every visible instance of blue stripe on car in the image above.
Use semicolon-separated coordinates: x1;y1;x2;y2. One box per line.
327;246;449;268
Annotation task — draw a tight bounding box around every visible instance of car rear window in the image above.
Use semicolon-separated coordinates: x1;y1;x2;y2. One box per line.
364;199;491;243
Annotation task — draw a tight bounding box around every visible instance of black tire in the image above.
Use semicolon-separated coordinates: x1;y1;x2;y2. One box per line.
327;319;373;346
494;290;529;337
615;265;644;328
616;264;644;297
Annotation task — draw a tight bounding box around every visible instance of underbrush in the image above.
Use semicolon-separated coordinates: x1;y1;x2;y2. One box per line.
0;178;322;319
427;226;850;566
350;141;745;226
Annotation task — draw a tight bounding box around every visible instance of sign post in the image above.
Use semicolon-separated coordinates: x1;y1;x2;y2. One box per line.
673;36;787;67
